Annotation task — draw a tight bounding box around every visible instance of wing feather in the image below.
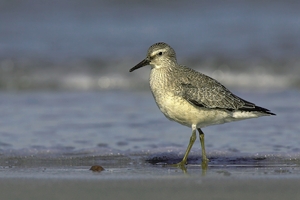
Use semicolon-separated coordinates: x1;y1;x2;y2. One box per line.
176;67;275;115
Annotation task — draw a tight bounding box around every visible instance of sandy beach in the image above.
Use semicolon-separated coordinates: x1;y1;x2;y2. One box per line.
1;172;300;200
1;155;300;200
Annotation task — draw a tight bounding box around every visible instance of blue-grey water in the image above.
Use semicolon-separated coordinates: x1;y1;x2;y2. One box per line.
0;0;300;172
0;90;299;168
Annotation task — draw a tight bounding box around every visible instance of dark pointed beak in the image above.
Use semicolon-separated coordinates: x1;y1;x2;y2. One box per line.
129;58;150;72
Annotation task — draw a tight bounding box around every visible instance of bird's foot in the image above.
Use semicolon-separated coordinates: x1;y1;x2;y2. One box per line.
171;158;209;171
172;161;187;171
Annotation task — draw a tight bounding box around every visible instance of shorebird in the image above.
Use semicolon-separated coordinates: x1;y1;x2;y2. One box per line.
129;42;275;168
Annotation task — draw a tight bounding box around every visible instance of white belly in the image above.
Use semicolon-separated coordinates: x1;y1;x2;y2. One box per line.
153;92;234;128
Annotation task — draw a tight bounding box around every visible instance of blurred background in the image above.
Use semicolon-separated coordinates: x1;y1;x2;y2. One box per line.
0;0;299;156
1;0;300;91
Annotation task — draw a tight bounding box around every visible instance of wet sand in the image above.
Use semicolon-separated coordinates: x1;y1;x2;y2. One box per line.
0;157;300;200
1;175;300;200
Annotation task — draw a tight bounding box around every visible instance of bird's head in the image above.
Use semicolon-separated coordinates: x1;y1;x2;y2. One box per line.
129;42;177;72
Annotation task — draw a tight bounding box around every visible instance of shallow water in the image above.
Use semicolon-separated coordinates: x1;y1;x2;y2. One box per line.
0;90;287;152
0;89;299;178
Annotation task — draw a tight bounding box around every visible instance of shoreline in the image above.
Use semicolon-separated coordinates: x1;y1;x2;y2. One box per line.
1;176;299;200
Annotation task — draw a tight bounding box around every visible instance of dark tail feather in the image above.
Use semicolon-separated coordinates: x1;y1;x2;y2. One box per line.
232;94;276;115
238;105;276;115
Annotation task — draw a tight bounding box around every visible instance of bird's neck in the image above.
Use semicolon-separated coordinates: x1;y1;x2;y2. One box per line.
149;66;177;93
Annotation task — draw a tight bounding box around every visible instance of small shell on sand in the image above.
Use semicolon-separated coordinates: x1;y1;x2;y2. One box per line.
89;165;104;172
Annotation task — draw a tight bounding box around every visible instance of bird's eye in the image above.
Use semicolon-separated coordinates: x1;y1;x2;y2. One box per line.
158;52;163;56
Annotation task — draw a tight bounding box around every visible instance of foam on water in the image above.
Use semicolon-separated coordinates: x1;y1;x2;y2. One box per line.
1;1;300;91
0;59;298;91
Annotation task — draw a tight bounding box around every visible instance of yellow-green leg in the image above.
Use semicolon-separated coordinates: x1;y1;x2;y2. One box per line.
197;128;209;163
173;126;197;169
